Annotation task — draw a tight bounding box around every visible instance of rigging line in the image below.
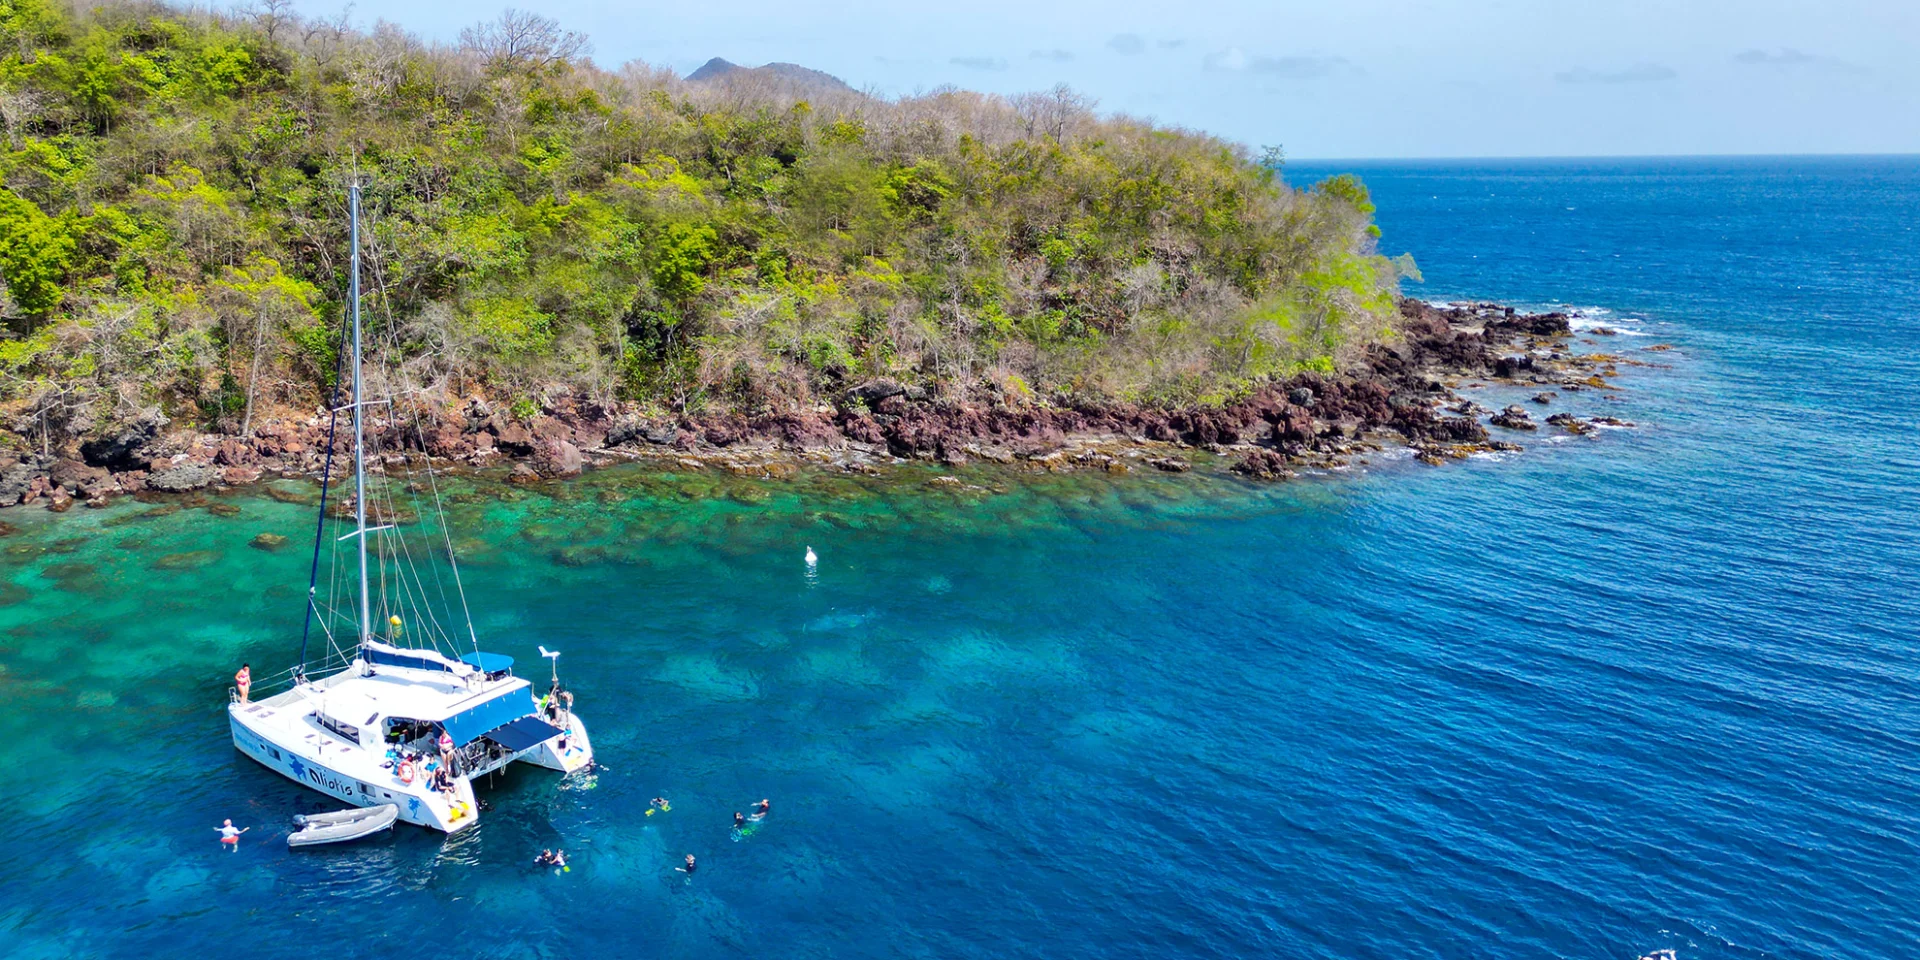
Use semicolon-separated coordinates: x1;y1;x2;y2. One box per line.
373;447;444;647
295;247;359;678
375;461;451;654
389;439;457;645
389;429;459;650
370;446;447;651
350;181;373;647
359;208;468;656
362;217;475;656
398;375;484;657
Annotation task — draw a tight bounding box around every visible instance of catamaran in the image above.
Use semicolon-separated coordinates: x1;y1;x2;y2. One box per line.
227;184;594;832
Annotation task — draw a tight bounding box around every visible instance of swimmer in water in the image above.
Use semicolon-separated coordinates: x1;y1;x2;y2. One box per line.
748;798;769;821
1638;952;1676;960
733;811;746;829
216;819;249;850
534;849;554;866
651;797;669;809
551;850;568;869
677;854;697;875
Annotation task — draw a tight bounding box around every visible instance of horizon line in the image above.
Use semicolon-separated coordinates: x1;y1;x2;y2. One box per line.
1283;151;1920;163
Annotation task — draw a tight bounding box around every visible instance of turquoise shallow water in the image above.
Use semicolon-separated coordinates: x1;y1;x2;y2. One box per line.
2;156;1917;959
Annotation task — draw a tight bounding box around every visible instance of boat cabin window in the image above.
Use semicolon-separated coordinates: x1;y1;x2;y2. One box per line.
316;713;362;745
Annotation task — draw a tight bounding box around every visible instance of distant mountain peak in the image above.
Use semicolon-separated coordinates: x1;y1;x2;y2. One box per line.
686;57;738;82
685;57;855;94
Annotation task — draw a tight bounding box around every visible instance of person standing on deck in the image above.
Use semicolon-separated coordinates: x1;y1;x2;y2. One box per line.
234;664;251;703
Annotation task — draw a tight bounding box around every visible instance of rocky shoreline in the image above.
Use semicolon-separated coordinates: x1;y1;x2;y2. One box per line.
0;300;1656;513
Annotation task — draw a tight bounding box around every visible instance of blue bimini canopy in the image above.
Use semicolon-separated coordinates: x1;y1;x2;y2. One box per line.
366;644;456;673
458;652;515;673
439;685;537;747
483;715;565;752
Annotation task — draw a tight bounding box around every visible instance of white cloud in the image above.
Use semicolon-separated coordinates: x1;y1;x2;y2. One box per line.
1205;48;1356;79
1203;47;1250;71
1733;48;1868;74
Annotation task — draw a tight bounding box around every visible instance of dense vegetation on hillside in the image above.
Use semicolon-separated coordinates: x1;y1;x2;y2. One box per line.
0;1;1410;446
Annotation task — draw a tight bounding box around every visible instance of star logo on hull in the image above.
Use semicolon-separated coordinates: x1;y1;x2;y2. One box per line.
288;757;307;780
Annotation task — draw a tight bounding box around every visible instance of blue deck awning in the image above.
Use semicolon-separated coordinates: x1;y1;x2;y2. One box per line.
458;652;515;673
482;715;564;752
440;686;537;746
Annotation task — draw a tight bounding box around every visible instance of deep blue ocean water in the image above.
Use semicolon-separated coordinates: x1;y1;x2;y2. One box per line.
2;156;1917;959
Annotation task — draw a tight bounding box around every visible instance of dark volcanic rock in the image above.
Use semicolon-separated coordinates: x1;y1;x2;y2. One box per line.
1489;405;1538;431
847;378;909;405
146;462;220;492
51;459;109;490
494;421;536;455
1546;412;1592;434
608;418;682;447
1489;311;1572;337
532;440;583;478
1493;355;1535;378
80;415;166;470
1231;449;1294;481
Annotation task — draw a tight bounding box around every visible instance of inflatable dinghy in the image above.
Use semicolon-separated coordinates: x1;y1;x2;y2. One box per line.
288;803;399;848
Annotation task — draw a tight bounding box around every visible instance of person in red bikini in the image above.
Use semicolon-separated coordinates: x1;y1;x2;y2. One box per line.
234;664;251;703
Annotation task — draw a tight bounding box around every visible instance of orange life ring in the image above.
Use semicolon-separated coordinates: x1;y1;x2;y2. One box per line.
398;760;416;785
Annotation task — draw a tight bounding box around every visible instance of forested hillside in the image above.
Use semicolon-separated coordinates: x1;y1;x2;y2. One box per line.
0;0;1410;448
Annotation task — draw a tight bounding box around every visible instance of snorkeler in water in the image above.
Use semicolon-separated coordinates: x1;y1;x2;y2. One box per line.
677;854;697;876
748;798;769;821
733;811;746;829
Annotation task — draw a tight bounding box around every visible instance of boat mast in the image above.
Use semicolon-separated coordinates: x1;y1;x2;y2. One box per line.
349;184;371;645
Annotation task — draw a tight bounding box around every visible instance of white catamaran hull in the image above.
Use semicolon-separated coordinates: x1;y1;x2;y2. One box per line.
229;698;592;832
230;706;476;831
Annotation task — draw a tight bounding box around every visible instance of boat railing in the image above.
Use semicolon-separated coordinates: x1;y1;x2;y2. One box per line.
243;650;357;699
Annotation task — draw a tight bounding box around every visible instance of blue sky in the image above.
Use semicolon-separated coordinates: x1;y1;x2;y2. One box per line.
291;0;1919;158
